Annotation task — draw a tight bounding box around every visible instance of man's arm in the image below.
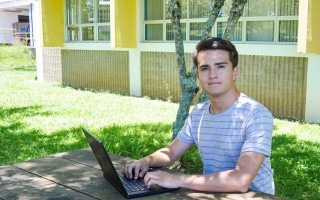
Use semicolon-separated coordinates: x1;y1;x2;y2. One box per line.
144;151;265;193
123;138;192;179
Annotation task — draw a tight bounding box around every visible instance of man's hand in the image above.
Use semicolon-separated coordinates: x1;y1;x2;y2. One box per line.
123;158;150;179
144;171;180;189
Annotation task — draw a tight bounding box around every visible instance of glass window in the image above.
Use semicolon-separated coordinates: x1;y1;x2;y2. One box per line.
145;24;163;40
81;0;95;23
143;0;298;43
66;0;110;42
98;0;110;22
190;22;206;40
279;0;299;16
246;21;274;42
246;0;276;17
217;22;242;41
82;26;94;40
66;0;80;24
98;26;110;41
144;0;163;20
67;27;79;41
279;20;297;42
166;23;186;41
189;0;211;18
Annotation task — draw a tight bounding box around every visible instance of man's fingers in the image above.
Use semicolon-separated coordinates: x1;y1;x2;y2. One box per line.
124;159;149;179
125;165;133;179
134;164;141;179
144;172;159;188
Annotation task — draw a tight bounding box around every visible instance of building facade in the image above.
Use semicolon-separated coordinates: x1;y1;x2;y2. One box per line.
1;0;319;123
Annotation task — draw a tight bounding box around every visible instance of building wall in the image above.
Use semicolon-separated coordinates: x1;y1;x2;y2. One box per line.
43;47;62;82
0;11;29;44
238;55;307;120
36;0;319;123
111;0;136;48
297;0;320;123
61;49;130;95
306;0;320;53
41;0;63;47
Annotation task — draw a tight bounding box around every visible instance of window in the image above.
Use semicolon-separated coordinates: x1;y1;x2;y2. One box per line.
66;0;110;42
190;22;205;41
246;21;274;42
217;22;242;41
144;0;298;43
166;23;186;40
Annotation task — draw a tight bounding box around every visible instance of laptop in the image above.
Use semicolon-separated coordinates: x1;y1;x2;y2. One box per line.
82;128;179;199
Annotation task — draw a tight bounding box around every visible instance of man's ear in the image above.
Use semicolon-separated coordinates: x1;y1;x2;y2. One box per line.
233;66;239;80
196;70;199;79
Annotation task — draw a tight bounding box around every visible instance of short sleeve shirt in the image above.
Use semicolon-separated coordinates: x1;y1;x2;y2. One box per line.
177;93;275;195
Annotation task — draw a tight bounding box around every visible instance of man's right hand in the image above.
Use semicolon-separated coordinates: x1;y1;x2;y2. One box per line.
123;158;150;179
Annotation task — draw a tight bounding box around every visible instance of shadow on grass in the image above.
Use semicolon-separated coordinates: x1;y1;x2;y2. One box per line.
0;105;86;165
272;134;320;200
0;124;87;165
97;123;173;159
0;65;36;71
0;105;174;167
13;66;36;71
0;105;53;118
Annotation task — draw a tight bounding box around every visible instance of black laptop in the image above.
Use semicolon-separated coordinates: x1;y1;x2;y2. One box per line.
82;128;179;199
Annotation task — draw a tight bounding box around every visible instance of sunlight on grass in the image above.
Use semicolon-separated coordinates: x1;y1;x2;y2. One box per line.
274;118;320;142
0;45;35;69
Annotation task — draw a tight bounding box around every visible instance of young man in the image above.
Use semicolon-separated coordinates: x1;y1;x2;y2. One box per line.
123;37;275;195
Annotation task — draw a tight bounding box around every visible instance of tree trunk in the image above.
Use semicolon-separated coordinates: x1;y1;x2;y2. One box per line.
169;0;199;140
223;0;248;41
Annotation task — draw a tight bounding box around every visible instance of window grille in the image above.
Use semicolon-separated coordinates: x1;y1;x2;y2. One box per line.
66;0;110;42
144;0;298;43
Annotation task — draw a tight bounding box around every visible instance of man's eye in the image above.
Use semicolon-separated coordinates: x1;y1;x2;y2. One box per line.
217;65;225;69
201;67;208;71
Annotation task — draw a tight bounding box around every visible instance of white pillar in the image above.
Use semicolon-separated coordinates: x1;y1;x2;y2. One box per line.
305;54;320;123
33;0;44;81
129;49;141;96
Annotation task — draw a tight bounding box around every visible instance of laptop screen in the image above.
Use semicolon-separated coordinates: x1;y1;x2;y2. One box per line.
83;129;126;193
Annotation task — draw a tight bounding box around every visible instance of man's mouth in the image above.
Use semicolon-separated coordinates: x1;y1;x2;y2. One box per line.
208;82;221;85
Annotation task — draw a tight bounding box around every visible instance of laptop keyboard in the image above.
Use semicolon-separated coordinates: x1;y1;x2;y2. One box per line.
119;174;148;193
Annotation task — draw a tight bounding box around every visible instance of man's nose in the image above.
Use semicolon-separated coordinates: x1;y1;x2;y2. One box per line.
209;67;218;77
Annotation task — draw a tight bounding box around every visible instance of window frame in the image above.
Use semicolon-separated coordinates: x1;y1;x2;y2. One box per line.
65;0;111;43
143;0;298;44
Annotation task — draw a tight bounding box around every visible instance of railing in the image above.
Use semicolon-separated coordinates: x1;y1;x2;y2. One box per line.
0;28;33;46
0;28;15;44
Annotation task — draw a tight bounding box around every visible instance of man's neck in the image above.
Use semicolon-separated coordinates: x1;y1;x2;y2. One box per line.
208;89;240;115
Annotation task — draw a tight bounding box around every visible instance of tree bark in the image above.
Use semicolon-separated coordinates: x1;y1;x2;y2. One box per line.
169;0;199;140
223;0;248;41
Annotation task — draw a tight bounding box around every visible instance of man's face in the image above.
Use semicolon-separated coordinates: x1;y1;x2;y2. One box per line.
196;49;238;98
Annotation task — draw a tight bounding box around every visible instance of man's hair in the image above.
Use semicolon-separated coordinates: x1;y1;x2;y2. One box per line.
192;37;239;68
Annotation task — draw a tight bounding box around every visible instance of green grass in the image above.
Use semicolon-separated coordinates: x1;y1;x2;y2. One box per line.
0;44;35;70
0;45;319;200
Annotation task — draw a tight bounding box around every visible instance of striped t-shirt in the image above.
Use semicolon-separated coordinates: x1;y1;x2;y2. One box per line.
177;93;275;195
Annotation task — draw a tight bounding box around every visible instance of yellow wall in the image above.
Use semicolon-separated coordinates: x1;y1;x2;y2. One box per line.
41;0;64;47
307;0;320;53
111;0;137;48
298;0;320;54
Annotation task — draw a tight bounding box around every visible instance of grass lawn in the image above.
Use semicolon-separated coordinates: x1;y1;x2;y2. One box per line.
0;45;319;200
